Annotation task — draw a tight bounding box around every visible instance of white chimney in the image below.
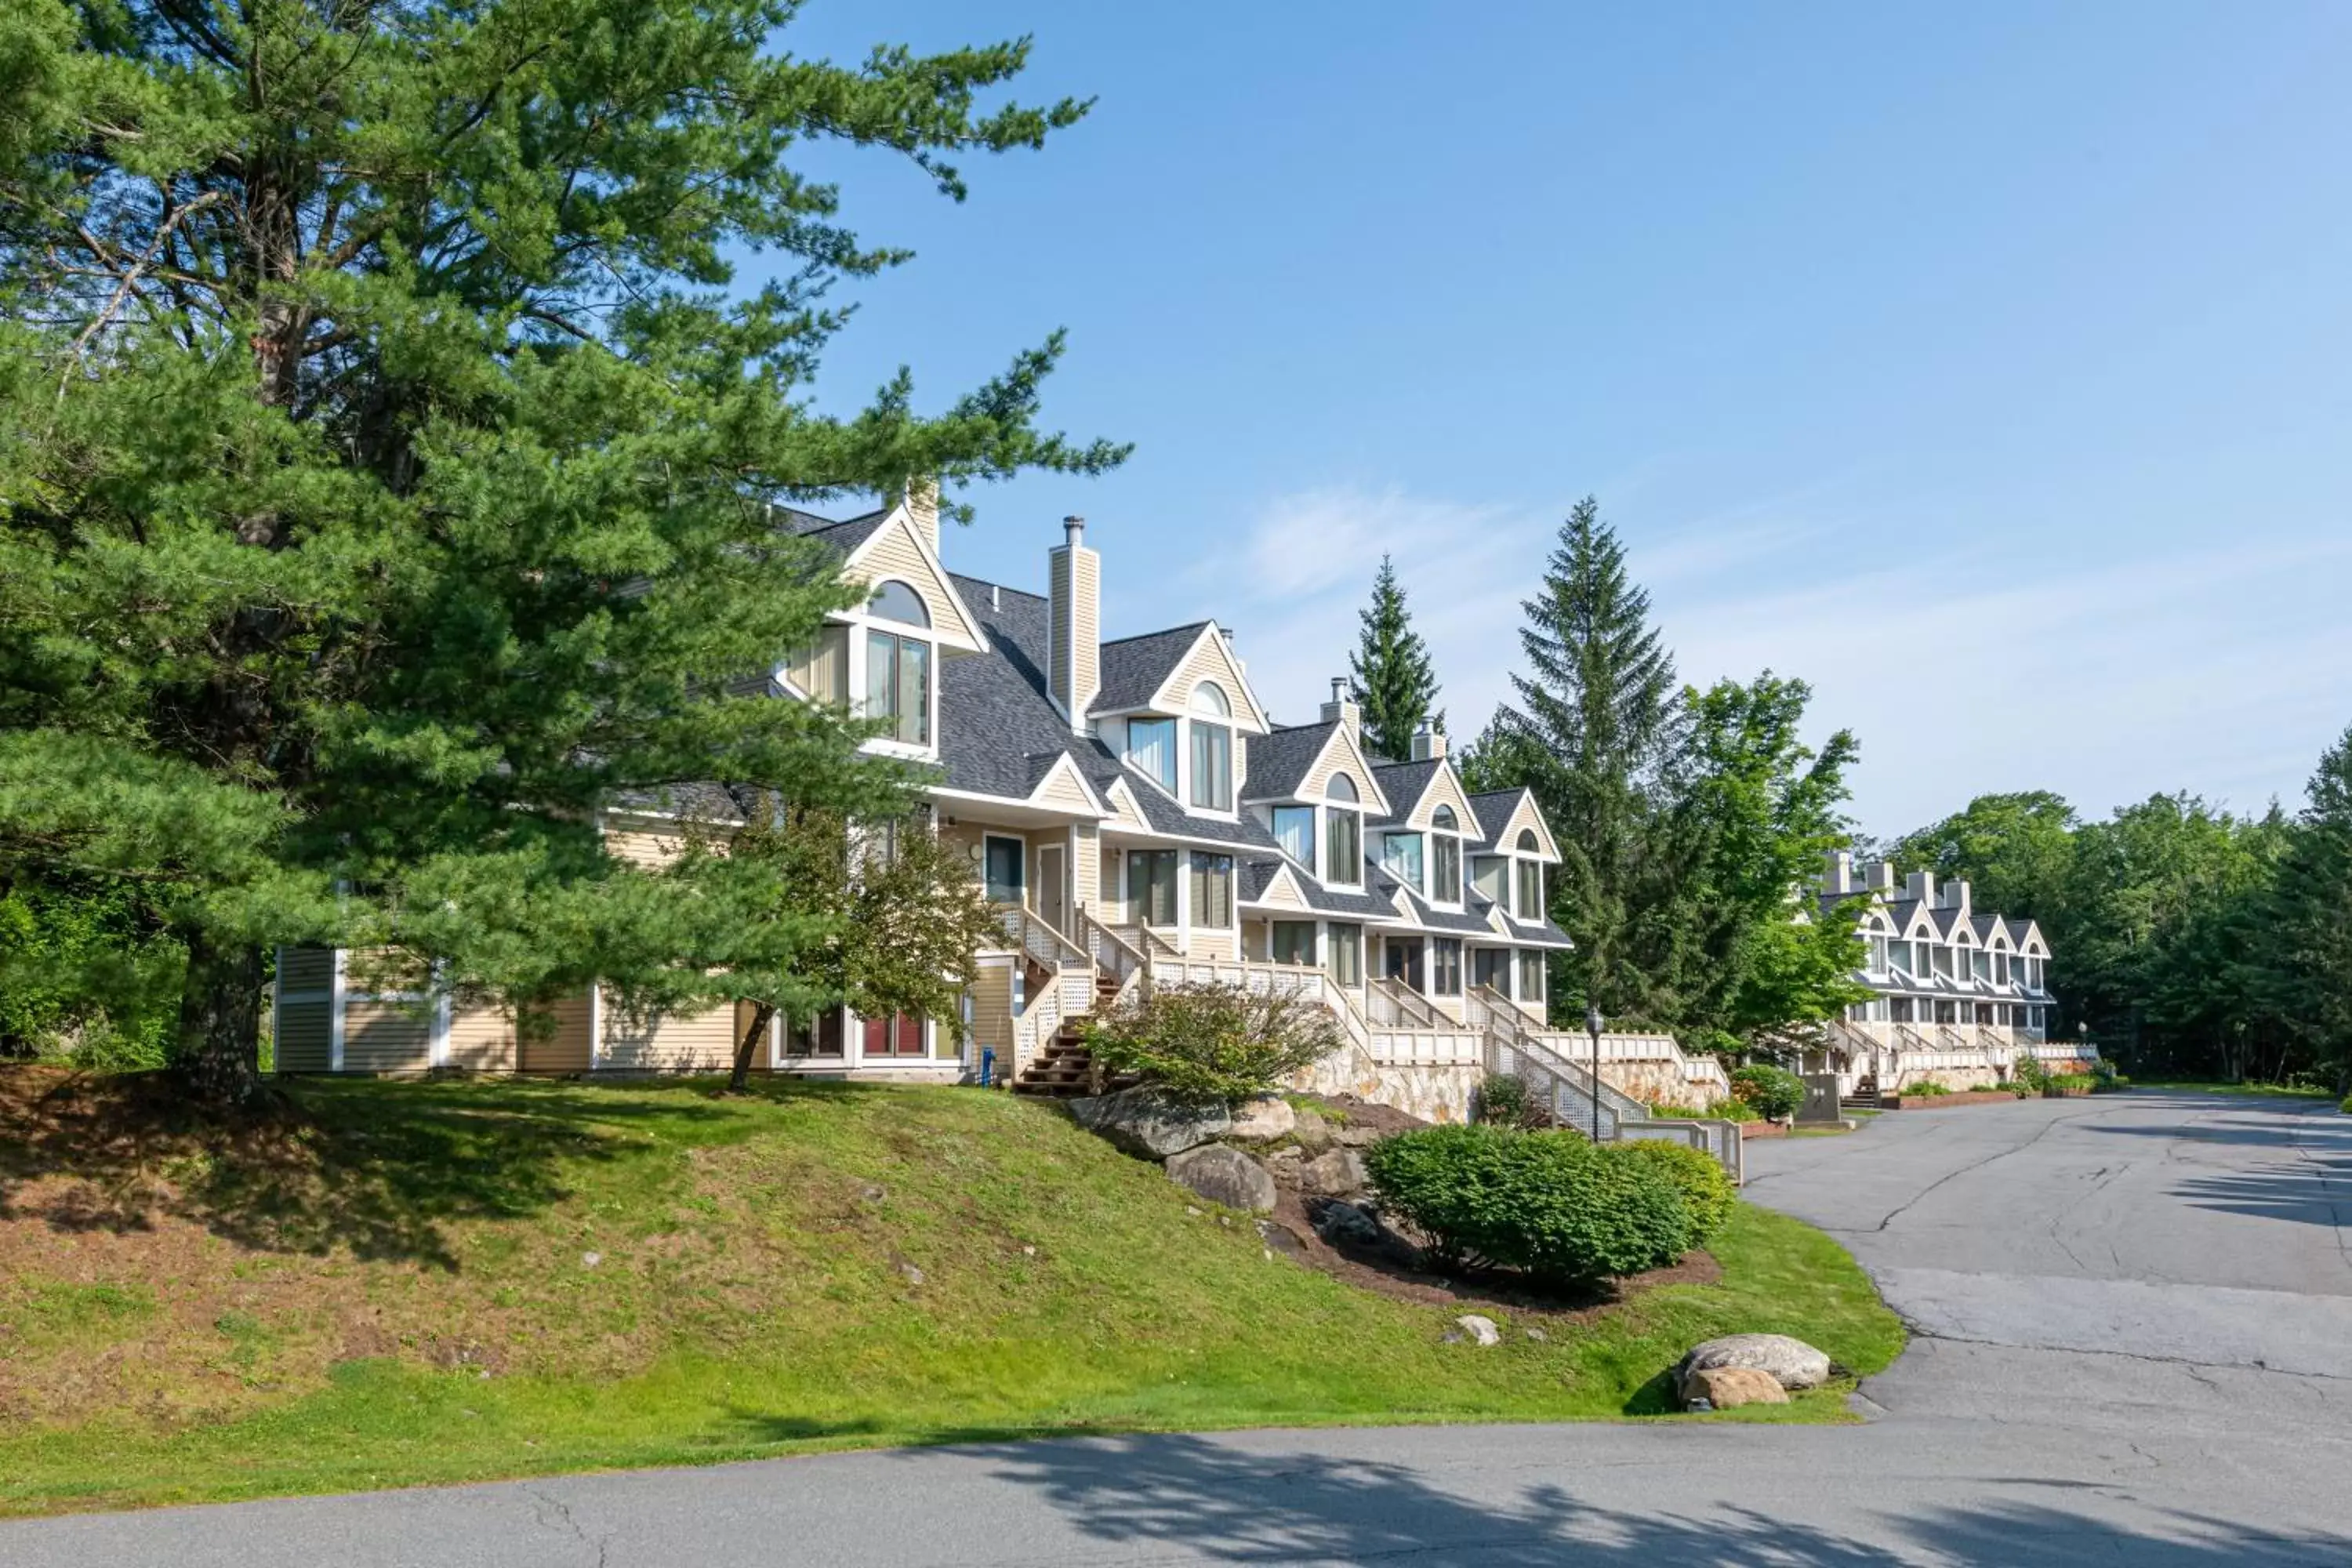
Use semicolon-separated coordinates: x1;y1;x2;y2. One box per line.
903;477;940;557
1410;722;1447;762
1867;859;1897;892
1319;677;1361;744
1825;849;1854;895
1048;516;1099;731
1904;869;1934;904
1940;878;1970;915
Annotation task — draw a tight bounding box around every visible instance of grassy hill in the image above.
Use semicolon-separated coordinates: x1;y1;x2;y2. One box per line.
0;1069;1902;1517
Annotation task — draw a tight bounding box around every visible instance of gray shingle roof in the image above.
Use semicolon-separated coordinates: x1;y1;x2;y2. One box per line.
1367;759;1441;826
939;573;1108;803
1468;788;1536;851
1501;913;1577;949
1243;722;1338;800
785;508;891;554
1091;623;1209;714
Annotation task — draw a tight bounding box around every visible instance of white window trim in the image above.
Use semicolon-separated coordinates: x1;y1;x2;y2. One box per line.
1323;804;1364;890
849;604;940;760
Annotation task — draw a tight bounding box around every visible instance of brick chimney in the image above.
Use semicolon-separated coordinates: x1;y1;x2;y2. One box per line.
1048;516;1099;731
1319;677;1361;745
902;477;940;557
1824;848;1854;895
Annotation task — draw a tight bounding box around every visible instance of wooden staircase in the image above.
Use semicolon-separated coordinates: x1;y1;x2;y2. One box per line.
1010;972;1134;1099
1844;1075;1882;1110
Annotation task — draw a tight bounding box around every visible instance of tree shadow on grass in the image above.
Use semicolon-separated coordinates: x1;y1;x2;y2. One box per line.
951;1429;2350;1566
0;1067;874;1272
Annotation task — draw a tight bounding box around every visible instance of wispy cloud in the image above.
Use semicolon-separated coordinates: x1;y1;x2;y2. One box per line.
1225;482;2352;837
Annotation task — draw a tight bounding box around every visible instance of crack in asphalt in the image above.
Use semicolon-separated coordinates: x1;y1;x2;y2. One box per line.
1855;1105;2114;1235
527;1486;612;1568
1902;1329;2352;1385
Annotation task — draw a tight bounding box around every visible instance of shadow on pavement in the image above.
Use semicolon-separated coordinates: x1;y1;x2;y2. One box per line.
955;1431;2349;1566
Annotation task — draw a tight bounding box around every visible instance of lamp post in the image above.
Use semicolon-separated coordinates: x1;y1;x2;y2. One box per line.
1585;1000;1605;1143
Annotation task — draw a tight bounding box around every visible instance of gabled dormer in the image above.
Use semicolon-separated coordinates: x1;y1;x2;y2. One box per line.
1240;703;1390;888
1370;746;1483;909
1467;786;1561;925
775;500;987;764
1094;619;1272;824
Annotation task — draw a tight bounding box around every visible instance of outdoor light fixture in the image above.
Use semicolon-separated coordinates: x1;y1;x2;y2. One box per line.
1584;1001;1604;1143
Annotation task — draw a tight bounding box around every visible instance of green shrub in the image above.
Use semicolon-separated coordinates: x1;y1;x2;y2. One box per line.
2341;1093;2351;1116
1475;1072;1552;1128
1618;1138;1736;1244
1904;1079;1950;1098
2011;1053;2051;1098
1730;1064;1804;1121
1648;1098;1759;1123
1083;982;1343;1103
1364;1123;1693;1283
2046;1073;2096;1094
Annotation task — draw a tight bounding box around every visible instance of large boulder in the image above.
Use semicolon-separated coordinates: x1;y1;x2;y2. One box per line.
1226;1094;1298;1144
1068;1087;1231;1160
1309;1197;1382;1247
1677;1333;1833;1392
1298;1148;1368;1198
1681;1365;1788;1410
1290;1109;1336;1154
1165;1145;1277;1214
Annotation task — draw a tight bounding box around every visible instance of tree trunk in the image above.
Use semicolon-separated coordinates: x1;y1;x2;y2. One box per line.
176;931;267;1104
730;1002;774;1094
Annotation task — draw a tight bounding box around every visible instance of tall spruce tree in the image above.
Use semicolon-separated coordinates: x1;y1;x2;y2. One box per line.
0;0;1122;1100
1348;555;1443;760
2268;724;2352;1083
1489;497;1682;1022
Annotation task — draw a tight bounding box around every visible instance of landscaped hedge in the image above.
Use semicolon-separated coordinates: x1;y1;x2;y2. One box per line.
1730;1064;1805;1121
1363;1123;1694;1283
1618;1138;1736;1244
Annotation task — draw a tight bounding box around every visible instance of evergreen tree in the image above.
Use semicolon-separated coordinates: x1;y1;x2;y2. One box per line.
1347;555;1443;760
2269;725;2352;1083
0;0;1122;1100
1488;498;1682;1022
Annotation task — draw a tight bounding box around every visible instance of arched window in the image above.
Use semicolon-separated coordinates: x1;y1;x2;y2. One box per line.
867;580;931;628
863;581;932;744
1513;828;1544;921
1188;682;1232;810
1324;774;1362;884
1428;804;1461;902
1515;828;1538;853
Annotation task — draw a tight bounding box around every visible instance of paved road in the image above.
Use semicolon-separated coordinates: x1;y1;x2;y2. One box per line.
4;1091;2350;1566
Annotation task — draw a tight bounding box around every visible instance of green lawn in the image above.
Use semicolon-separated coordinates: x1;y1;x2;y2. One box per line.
0;1071;1903;1518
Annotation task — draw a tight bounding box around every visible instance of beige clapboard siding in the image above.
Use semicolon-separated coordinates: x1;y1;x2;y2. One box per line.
1408;764;1480;832
1189;929;1240;961
1072;825;1101;909
608;828;691;869
279;946;334;993
1252;868;1308;912
1160;629;1261;731
1096;848;1124;924
968;960;1015;1064
343;1001;431;1073
447;1003;519;1072
601;1000;736;1071
1490;792;1553;858
275;1000;332;1072
1049;542;1099;717
852;520;982;648
521;994;594;1073
1301;726;1379;807
1029;760;1096;814
1102;780;1150;833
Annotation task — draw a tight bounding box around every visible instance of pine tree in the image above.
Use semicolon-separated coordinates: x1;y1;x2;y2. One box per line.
1348;555;1443;760
2269;724;2352;1083
0;0;1123;1100
1490;498;1682;1021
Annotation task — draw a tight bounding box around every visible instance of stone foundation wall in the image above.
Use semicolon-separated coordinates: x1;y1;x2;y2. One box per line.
1599;1060;1698;1105
1886;1062;2004;1093
1290;1049;1480;1125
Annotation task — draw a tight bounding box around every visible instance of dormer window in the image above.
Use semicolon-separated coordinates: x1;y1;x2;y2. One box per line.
1513;828;1543;919
864;580;931;746
1189;683;1232;811
1381;831;1424;893
1272;804;1316;872
1430;804;1462;905
1127;717;1178;793
1326;773;1363;886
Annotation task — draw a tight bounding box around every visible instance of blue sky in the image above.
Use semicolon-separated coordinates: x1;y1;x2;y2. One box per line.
768;2;2352;840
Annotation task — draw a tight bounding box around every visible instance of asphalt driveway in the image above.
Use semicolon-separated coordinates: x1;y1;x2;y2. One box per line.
2;1091;2348;1566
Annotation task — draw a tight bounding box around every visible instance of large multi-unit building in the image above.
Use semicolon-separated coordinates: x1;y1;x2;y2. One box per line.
274;492;1661;1109
1813;851;2091;1092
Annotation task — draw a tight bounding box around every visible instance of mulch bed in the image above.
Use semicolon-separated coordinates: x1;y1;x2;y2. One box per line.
1882;1090;2020;1109
1737;1120;1789;1140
